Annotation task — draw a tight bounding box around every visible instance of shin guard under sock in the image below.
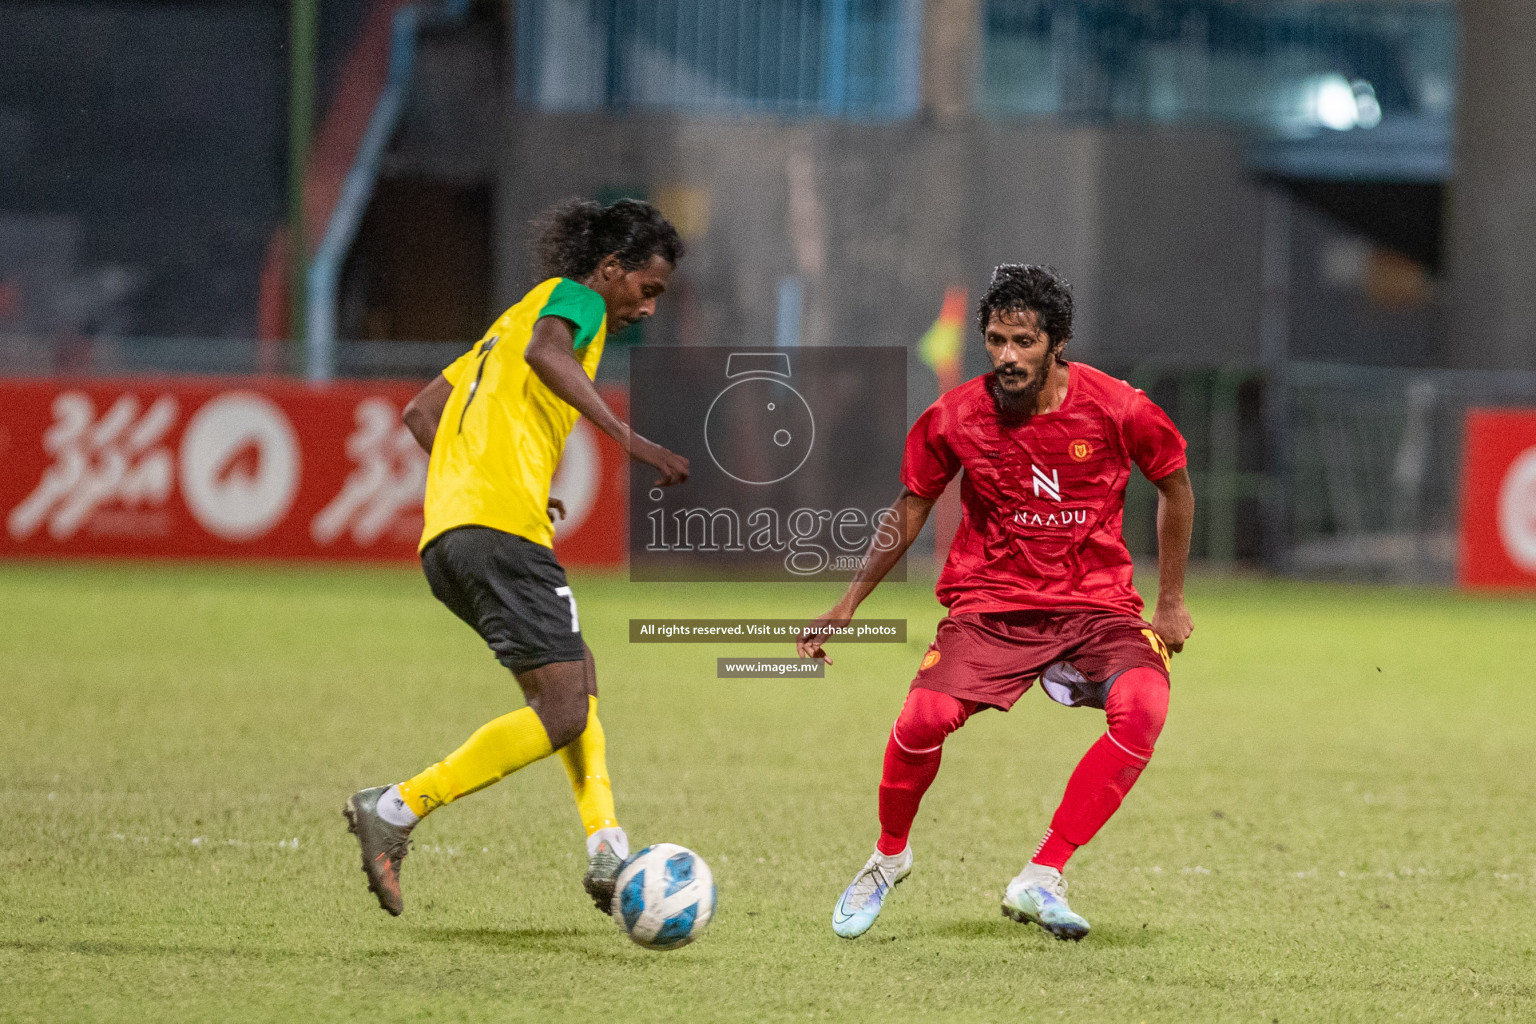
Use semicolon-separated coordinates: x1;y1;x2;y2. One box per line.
876;688;976;856
396;706;556;818
1032;666;1169;870
558;696;620;837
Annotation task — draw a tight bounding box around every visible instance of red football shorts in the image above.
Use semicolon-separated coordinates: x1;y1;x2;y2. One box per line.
911;608;1172;711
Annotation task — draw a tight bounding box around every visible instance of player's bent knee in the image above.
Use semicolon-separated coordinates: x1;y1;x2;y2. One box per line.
892;687;971;753
1105;667;1169;758
517;657;591;749
538;695;589;751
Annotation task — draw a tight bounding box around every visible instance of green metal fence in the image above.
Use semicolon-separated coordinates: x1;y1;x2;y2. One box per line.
1118;367;1266;564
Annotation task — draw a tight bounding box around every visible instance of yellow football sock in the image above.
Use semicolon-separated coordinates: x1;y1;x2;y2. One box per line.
396;706;554;818
558;696;619;836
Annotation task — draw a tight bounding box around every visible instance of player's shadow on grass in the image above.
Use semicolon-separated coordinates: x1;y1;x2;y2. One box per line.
415;926;632;962
928;919;1160;948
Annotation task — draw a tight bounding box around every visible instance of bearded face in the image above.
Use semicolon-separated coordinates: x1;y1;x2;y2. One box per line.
983;307;1060;420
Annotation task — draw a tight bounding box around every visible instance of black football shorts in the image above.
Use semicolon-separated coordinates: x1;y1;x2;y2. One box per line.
420;525;586;674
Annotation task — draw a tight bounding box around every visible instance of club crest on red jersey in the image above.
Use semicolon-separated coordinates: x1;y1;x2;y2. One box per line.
1069;439;1093;462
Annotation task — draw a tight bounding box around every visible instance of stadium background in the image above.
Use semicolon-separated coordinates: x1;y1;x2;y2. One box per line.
3;0;1535;582
3;2;1536;1021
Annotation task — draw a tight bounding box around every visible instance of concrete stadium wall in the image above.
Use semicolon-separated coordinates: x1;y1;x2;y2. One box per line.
1448;0;1536;371
489;112;1266;380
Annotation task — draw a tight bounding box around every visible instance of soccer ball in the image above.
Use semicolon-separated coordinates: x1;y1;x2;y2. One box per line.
611;843;716;950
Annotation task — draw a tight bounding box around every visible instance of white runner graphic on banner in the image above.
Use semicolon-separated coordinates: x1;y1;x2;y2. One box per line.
7;391;178;540
311;398;427;546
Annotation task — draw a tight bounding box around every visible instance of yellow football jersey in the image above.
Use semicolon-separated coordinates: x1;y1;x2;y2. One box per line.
421;277;608;551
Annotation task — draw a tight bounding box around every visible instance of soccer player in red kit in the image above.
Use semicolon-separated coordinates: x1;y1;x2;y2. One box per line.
799;264;1194;941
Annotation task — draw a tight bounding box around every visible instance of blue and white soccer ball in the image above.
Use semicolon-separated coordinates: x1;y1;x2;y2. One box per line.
611;843;716;950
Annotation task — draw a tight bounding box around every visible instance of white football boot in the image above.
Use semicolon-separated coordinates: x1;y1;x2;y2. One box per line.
1001;862;1091;941
831;846;912;939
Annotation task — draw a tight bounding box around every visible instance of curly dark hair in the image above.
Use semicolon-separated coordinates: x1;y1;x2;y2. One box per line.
535;198;684;280
975;264;1074;350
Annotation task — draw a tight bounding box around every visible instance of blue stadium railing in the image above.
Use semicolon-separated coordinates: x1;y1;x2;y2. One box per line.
514;0;923;118
306;0;474;385
981;0;1453;129
510;0;1452;130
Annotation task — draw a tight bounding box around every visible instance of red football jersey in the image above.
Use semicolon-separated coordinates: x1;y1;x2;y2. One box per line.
902;362;1187;616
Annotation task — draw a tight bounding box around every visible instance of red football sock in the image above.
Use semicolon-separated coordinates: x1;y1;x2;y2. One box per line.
876;688;976;856
1032;667;1169;870
1032;827;1078;870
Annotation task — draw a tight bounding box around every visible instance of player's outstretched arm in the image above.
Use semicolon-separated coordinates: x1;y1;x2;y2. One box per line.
797;488;936;665
1150;467;1194;652
524;317;689;486
403;374;454;454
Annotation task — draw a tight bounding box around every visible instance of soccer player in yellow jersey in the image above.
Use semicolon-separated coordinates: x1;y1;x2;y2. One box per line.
345;199;689;917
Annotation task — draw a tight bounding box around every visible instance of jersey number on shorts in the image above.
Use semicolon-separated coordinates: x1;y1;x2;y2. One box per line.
1140;628;1172;672
554;585;580;633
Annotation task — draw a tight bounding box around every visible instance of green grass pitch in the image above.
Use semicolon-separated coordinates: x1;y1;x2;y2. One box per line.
3;563;1534;1022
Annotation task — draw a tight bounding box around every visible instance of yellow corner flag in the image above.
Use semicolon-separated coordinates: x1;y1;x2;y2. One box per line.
919;286;968;389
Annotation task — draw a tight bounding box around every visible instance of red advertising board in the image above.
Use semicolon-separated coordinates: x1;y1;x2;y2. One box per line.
1459;408;1536;588
0;378;628;565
